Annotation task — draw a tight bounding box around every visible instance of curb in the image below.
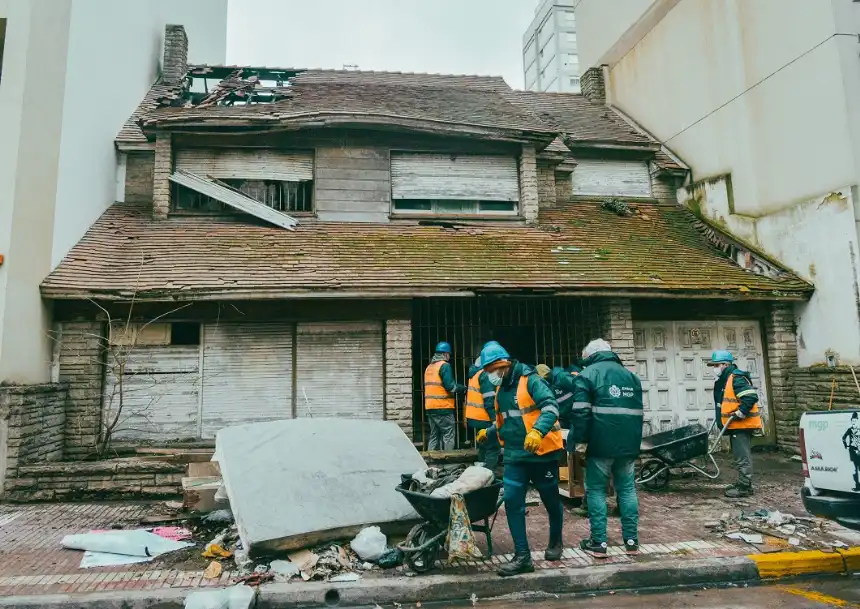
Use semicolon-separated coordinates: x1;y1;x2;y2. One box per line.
0;550;855;609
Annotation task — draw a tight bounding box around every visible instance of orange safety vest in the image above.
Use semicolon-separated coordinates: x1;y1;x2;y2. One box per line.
720;373;762;431
465;370;492;422
424;361;455;411
495;376;564;456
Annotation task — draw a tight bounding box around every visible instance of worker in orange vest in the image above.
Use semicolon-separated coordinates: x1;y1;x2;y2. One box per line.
466;352;500;469
424;341;466;451
708;350;762;498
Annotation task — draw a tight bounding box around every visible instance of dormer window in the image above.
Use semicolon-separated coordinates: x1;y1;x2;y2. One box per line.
391;153;519;217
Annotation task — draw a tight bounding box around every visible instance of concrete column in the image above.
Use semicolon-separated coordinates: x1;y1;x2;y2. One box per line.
385;319;413;440
152;133;172;220
519;145;539;224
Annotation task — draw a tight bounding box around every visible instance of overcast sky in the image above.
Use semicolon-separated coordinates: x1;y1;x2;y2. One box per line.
226;0;537;89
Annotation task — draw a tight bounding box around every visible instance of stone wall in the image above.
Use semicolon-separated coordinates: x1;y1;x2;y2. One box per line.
3;459;184;502
580;67;606;103
537;162;557;206
519;145;539;223
764;303;800;451
786;367;860;454
0;383;68;488
57;322;105;459
555;172;572;202
153;133;172;220
125;152;154;203
600;298;635;369
385;319;413;439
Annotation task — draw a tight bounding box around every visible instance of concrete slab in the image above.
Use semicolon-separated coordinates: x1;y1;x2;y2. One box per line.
216;418;425;557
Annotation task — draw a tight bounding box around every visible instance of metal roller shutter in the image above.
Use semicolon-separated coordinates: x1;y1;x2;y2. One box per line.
390;153;519;201
571;159;652;197
295;322;384;419
201;323;294;439
104;346;200;441
175;149;314;182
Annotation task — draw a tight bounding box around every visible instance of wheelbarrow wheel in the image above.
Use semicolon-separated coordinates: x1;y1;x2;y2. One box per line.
404;524;439;573
638;459;670;491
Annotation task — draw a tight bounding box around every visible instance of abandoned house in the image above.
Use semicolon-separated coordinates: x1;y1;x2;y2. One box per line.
18;25;813;488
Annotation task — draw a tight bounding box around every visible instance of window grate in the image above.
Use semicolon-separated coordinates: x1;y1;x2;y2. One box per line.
172;179;313;213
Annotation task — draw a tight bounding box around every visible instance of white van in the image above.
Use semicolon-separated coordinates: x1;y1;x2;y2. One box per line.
799;410;860;531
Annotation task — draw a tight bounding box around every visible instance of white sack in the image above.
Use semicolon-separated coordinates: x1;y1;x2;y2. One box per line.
430;466;494;499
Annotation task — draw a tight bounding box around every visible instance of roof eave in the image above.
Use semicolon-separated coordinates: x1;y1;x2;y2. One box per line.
565;139;662;152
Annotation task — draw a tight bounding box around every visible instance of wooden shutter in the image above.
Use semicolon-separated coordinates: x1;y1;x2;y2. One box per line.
295;322;384;419
390;153;519;201
571;159;652;197
175;149;314;181
201;323;294;439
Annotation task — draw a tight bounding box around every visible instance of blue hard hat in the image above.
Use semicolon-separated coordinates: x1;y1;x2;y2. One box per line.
434;341;452;354
480;342;511;368
709;350;735;365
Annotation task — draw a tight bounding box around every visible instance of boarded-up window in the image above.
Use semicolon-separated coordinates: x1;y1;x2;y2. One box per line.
173;149;314;213
391;153;519;214
571;159;652;198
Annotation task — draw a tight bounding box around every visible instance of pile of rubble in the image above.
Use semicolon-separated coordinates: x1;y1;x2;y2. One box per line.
705;508;851;553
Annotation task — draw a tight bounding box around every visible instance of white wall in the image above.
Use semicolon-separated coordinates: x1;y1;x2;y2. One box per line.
680;177;860;366
51;0;228;268
575;0;662;70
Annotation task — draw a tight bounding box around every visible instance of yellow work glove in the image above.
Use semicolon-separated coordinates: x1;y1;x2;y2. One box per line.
476;429;488;444
524;429;544;454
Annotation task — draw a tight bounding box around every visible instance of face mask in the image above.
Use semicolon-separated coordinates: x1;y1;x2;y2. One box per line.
487;372;504;387
712;365;725;379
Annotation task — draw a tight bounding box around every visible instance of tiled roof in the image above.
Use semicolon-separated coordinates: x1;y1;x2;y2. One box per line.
116;82;184;145
290;69;510;91
141;82;557;138
42;201;811;301
504;91;652;146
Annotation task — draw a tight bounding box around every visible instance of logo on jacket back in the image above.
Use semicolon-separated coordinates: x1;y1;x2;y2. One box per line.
609;385;621;398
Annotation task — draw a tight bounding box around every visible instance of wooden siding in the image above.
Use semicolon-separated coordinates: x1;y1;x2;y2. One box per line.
314;147;391;222
390;153;519;201
571;159;652;198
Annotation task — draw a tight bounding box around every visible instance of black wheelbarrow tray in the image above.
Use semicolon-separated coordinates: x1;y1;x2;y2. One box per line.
395;479;503;573
635;415;737;491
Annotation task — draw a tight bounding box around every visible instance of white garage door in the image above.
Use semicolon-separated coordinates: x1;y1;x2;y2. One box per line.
201;323;294;439
633;320;770;438
295;322;384;419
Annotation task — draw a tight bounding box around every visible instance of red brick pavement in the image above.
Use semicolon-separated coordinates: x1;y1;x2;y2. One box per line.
0;452;852;597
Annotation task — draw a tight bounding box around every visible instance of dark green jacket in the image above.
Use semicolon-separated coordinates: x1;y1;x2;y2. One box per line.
468;364;497;421
490;361;561;464
571;351;644;459
437;360;466;396
713;364;758;431
548;366;578;430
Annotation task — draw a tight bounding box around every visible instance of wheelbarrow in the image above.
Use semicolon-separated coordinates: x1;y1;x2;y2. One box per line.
635;414;737;491
395;479;503;573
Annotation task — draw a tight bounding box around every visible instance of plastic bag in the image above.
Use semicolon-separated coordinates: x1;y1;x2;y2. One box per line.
445;493;482;562
184;584;256;609
350;526;387;561
376;547;404;569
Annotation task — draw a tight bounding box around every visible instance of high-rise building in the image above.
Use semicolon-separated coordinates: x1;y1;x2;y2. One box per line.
522;0;579;93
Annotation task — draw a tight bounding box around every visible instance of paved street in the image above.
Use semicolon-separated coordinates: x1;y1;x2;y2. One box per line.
423;579;860;608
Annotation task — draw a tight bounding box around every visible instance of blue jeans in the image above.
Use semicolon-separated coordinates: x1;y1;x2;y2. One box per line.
503;461;564;556
468;420;500;468
585;457;638;544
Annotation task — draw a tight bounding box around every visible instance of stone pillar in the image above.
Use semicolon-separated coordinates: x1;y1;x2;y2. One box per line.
385;319;413;440
581;66;606;103
0;383;68;494
601;298;635;370
162;25;188;84
519;145;539;223
764;303;800;451
537;162;557;207
57;322;106;459
555;171;572;202
152;133;172;220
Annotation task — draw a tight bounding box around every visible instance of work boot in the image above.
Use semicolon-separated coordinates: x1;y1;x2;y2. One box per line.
545;542;564;561
579;538;608;558
498;553;535;577
624;539;640;555
724;484;753;498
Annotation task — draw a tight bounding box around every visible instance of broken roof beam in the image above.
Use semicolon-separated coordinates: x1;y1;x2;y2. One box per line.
169;170;297;230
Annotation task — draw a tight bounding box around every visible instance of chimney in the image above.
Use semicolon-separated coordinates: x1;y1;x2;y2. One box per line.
580;66;606;103
162;24;188;84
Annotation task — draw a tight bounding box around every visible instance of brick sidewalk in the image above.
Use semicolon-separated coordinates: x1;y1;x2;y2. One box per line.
0;452;854;598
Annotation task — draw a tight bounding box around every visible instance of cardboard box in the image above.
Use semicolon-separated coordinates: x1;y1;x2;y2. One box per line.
182;476;222;512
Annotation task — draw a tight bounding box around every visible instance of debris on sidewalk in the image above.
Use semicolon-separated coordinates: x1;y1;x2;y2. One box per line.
712;507;838;551
351;526;387;561
269;559;300;582
216;419;425;557
63;528;194;568
203;560;223;579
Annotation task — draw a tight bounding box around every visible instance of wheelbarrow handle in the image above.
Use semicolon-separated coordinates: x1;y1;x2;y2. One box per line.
709;413;737;454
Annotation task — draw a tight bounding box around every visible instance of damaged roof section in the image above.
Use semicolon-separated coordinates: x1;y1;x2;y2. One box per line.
42;200;812;302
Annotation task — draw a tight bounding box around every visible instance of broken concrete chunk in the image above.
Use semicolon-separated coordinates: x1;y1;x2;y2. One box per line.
217;419;425;557
184;584;256;609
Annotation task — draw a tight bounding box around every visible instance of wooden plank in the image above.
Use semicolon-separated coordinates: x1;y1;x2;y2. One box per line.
315;179;391;192
314;168;391;181
317;211;390;223
315;147;389;160
315;189;391;203
314;158;390;171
